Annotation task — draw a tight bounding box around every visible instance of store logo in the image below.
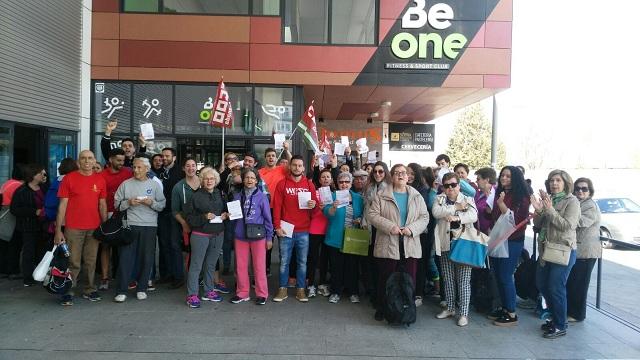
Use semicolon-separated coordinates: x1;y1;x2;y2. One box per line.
389;0;467;65
95;83;105;93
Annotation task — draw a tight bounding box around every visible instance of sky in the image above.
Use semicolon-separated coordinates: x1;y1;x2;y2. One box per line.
431;0;640;169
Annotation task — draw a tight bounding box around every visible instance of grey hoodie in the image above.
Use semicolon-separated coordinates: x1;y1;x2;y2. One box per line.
115;177;166;227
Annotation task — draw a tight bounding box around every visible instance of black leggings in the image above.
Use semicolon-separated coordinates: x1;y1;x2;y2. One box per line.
307;234;324;285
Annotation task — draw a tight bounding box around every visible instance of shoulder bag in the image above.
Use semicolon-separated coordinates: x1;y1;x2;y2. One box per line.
92;201;133;246
0;205;16;242
242;191;266;240
449;224;489;268
541;241;571;265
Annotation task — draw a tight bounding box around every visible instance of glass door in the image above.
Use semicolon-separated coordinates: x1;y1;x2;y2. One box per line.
0;122;14;184
48;130;77;177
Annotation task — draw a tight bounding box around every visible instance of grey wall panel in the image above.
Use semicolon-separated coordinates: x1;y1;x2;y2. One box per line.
0;0;82;130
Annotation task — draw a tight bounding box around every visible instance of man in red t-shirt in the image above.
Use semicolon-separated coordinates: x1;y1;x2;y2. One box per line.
98;148;132;290
55;150;107;306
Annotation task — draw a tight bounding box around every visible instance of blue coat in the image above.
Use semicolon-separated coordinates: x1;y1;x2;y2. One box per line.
323;190;364;249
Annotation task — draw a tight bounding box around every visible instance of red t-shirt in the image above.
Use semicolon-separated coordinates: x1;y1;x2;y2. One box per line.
58;171;107;230
100;167;133;212
259;165;288;208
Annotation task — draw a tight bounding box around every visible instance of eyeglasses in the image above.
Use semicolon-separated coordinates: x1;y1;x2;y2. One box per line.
393;171;407;177
443;182;458;189
574;186;589;193
225;157;238;162
373;169;385;175
338;180;351;184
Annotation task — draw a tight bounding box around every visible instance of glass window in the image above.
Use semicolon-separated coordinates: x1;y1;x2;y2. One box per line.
254;87;294;136
163;0;249;14
283;0;328;44
0;125;13;184
132;84;173;135
331;0;375;45
93;82;132;134
123;0;159;12
253;0;280;15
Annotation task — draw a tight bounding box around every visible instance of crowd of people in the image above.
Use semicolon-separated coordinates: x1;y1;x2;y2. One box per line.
0;122;602;339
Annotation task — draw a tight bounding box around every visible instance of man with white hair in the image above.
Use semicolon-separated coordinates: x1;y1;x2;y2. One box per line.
113;157;166;302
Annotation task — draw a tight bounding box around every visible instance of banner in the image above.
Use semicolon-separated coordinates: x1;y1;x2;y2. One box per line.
319;129;331;154
209;78;234;128
296;101;320;154
388;123;435;151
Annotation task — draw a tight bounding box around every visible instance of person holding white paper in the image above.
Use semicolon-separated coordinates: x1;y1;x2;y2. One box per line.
473;167;497;235
230;168;273;305
272;155;317;303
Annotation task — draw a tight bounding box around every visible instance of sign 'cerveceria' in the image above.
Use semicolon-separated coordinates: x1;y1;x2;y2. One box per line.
390;0;467;63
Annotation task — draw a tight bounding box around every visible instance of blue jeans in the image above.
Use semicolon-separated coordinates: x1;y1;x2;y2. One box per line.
279;232;309;288
536;249;577;331
489;238;524;312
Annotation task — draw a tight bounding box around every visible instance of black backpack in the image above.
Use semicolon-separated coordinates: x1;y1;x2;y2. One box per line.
471;266;498;314
515;249;537;300
383;237;416;327
93;210;133;247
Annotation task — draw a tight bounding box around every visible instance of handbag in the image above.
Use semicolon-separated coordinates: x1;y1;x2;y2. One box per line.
342;227;370;256
541;242;571;265
33;245;58;281
449;224;489;268
93;208;133;246
242;191;266;240
0;205;16;242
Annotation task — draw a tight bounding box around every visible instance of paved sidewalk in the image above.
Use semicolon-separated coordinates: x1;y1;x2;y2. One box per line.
1;276;639;360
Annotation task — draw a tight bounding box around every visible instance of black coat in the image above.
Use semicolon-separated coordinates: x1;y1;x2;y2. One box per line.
184;188;226;234
10;184;46;233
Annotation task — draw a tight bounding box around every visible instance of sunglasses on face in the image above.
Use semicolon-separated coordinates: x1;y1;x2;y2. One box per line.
338;180;351;184
373;169;385;175
574;186;589;193
443;182;458;189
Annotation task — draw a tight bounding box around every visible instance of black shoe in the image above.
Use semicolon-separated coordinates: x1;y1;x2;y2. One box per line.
60;294;74;306
487;307;505;320
168;279;183;289
82;292;102;302
23;279;36;287
543;327;567;339
374;310;384;321
230;295;250;304
540;320;555;332
493;312;518;327
255;297;267;305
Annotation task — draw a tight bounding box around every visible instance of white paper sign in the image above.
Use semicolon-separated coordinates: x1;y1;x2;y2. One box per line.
367;151;377;163
227;200;243;220
486;187;496;210
355;138;367;148
209;216;223;223
297;191;311;209
341;136;350;146
274;133;286;150
334;143;346;156
140;123;155;140
280;220;295;238
319;186;333;206
336;190;351;208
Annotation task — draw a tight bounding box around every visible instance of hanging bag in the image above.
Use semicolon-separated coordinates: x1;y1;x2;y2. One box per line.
0;205;16;242
242;191;266;240
342;227;370;256
449;224;489;268
541;241;571;265
93;200;133;246
33;245;58;281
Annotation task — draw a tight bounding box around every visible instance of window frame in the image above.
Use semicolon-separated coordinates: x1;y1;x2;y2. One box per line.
120;0;281;17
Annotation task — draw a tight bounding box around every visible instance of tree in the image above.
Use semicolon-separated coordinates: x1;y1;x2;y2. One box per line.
446;103;506;169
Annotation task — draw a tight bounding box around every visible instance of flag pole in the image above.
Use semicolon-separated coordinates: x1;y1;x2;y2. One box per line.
221;126;225;166
277;126;298;158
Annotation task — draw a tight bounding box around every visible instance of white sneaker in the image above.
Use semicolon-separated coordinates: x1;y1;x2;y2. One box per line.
457;315;469;327
114;294;126;303
136;291;147;300
436;309;456;319
318;284;330;297
328;294;340;303
415;296;423;307
308;285;317;298
349;295;360;303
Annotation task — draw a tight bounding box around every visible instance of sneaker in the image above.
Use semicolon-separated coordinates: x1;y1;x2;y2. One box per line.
83;292;102;302
186;294;201;308
287;277;296;288
374;310;384;321
457;315;469;327
214;281;230;294
349;295;360;303
255;297;267;305
308;285;317;298
540;320;555;332
414;296;423;307
147;280;156;292
493;312;518;327
202;290;223;302
114;294;127;303
487;307;505;321
296;288;308;302
543;327;567;339
60;294;74;306
328;294;340;303
318;284;330;297
436;309;456;319
230;295;250;304
128;281;137;290
136;291;147;300
273;287;288;302
98;279;109;291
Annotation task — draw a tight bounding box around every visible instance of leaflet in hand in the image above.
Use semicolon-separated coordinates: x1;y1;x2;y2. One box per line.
335;190;350;208
227;200;243;220
334;143;346;156
140;123;155;140
274;133;286;150
280;220;294;238
297;191;311;209
319;186;333;206
209;216;223;224
486;188;496;210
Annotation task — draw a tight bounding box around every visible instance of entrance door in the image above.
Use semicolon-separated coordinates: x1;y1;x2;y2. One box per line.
48;130;77;177
177;138;249;169
14;125;46;167
0;122;14;184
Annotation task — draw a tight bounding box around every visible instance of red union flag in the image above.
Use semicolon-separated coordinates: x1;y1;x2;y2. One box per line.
319;129;331;153
209;78;233;128
296;101;320;154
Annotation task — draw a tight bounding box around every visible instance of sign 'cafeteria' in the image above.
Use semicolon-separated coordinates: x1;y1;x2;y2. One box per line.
388;0;467;69
388;123;435;151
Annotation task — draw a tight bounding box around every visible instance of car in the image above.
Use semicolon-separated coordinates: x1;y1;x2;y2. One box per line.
594;198;640;249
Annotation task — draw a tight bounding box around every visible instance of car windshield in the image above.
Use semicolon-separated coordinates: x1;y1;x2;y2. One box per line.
596;198;640;213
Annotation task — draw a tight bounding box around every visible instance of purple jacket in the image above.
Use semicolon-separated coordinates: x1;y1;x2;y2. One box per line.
233;188;273;242
475;186;495;235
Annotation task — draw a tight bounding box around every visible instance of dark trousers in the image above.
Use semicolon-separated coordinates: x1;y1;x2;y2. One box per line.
415;232;431;296
364;227;379;299
157;213;183;280
327;246;359;295
567;258;597;321
318;243;329;284
222;220;235;270
19;231;40;281
376;257;417;311
307;234;324;285
116;226;156;294
0;232;22;275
